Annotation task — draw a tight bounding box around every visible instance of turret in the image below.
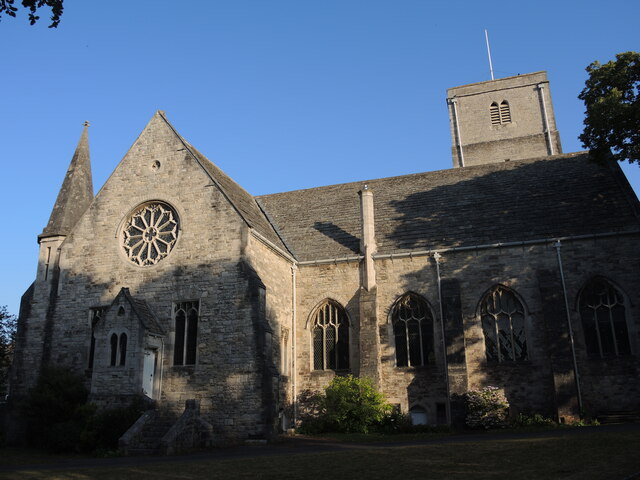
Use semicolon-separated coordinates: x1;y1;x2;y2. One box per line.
10;123;94;396
37;122;94;282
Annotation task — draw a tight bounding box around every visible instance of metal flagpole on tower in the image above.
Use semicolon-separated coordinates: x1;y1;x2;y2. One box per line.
485;29;495;80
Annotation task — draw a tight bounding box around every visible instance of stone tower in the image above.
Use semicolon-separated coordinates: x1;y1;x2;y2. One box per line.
10;124;93;396
446;71;562;168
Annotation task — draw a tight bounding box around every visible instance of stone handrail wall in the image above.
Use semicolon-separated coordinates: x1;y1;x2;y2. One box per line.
119;409;157;452
160;399;215;454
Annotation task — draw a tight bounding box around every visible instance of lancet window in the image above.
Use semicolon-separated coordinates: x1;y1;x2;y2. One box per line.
174;301;199;366
109;332;127;366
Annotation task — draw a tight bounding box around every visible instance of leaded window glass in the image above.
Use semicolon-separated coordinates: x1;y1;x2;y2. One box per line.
312;301;349;371
480;286;527;363
392;293;434;367
174;301;199;366
579;278;630;358
122;202;179;266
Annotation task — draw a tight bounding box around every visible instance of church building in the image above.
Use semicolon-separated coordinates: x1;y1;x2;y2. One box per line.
10;71;640;448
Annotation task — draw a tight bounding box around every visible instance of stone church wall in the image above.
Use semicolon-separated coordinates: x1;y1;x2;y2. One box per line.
292;232;640;424
91;303;145;401
295;262;361;395
244;235;296;427
551;234;640;416
375;255;449;422
28;116;275;440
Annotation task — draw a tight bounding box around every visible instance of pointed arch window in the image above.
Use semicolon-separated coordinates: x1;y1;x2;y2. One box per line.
110;333;118;366
490;101;512;125
579;278;631;358
480;286;527;363
174;301;199;366
312;300;349;371
109;332;128;366
119;333;127;366
392;293;434;367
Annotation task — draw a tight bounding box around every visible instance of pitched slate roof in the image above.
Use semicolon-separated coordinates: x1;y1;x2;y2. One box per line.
257;153;640;262
115;288;164;335
41;125;94;238
158;113;288;253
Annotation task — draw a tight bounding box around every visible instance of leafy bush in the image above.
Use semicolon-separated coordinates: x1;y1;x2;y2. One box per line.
79;397;148;453
323;376;391;433
462;386;509;430
513;413;556;428
21;366;146;453
299;376;391;434
21;366;91;451
373;408;413;434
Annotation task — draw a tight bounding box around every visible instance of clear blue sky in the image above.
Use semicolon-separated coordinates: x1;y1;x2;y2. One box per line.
1;0;639;315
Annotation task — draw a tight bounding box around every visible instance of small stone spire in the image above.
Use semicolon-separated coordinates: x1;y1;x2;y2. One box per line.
40;122;94;239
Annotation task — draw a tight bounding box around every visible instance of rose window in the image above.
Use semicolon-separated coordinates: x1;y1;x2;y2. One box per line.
122;202;179;266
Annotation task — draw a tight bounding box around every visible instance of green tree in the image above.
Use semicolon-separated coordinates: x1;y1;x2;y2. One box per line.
579;51;640;165
0;306;16;397
0;0;63;27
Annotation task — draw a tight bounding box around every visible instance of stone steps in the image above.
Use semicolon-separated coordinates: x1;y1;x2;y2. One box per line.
126;417;175;455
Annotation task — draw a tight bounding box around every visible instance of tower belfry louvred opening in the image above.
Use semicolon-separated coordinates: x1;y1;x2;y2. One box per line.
447;71;562;168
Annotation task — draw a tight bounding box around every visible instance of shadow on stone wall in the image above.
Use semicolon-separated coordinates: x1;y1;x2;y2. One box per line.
8;256;281;445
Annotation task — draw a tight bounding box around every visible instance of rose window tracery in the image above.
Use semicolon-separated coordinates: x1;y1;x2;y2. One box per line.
122;202;179;266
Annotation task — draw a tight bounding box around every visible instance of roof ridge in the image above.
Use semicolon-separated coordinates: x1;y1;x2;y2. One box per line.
156;112;252;225
257;151;591;198
156;112;288;252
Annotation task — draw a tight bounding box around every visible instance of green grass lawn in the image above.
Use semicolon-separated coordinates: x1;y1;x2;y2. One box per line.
0;429;638;480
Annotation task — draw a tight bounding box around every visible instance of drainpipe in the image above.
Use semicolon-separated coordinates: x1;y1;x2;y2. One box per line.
448;97;465;167
553;240;583;415
291;265;297;428
537;83;555;155
433;252;452;425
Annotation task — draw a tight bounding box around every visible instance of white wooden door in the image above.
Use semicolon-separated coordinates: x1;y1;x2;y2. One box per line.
142;350;156;398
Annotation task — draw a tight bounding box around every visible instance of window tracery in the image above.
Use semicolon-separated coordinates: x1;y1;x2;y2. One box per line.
392;293;434;367
579;278;631;358
122;202;179;266
312;300;349;371
480;286;527;362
